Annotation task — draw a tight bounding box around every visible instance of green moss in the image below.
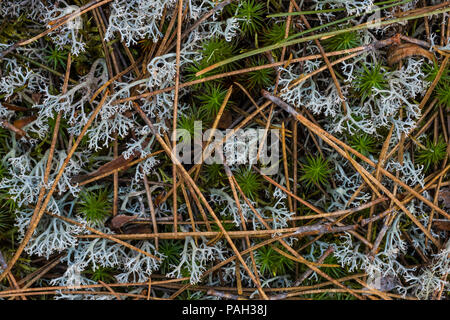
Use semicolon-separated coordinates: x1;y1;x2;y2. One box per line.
77;189;112;225
355;64;389;101
300;155;332;188
256;244;294;277
416;136;447;171
234;167;262;201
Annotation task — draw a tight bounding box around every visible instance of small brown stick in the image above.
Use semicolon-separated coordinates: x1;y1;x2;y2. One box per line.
2;290;148;299
0;278;188;298
92;8;114;83
422;0;431;41
207;289;246;300
235;259;243;296
113;134;119;216
439;105;448;142
19;256;62;289
435;271;449;300
292;119;298;219
77;227;303;240
153;197;386;226
269;245;339;269
172;0;184;233
184;178;212;232
158;273;366;294
418;56;449;110
154;2;180;60
165;231;351;299
294;246;334;286
426;151;448;244
180;181;198;244
164;3;190;54
354;278;393;300
253;166;324;215
367;125;394;241
234;82;269;122
256;1;293;161
294;197;388;221
98;280;122;300
224;163;261;287
143;174;159;250
146;277;152;300
281;122;294;212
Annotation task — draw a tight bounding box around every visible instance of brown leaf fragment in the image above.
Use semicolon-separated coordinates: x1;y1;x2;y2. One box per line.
108;214;137;230
72;137;152;183
13;116;36;131
1;102;29;112
387;43;436;66
438;188;450;209
217;110;233;129
72;155;136;183
0;120;27;137
432;219;450;231
153;192;166;207
31;93;42;104
122;223;152;234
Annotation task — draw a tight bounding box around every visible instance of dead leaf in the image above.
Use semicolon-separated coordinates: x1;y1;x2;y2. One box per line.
122;224;152;234
432;219;450;231
1;102;29;112
31;93;42;104
217;110;233;129
438;187;450;209
108;214;137;230
154;192;166;207
388;43;436;66
13;116;36;130
0;120;27;137
72;138;152;183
